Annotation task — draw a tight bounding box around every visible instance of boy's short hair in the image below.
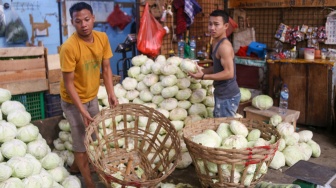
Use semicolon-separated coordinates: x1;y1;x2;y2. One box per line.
69;2;93;18
210;10;229;23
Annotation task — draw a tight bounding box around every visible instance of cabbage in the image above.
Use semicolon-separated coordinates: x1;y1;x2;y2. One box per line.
176;152;192;169
269;151;286;169
298;142;313;160
114;84;127;98
203;129;221;147
160;62;177;75
188;103;208;118
140;59;154;74
269;114;282;126
180;59;197;73
127;66;141;78
0;177;24;188
139;90;153;102
53;138;65;151
189;89;207;103
131;54;148;66
24;154;42;175
277;122;295;136
298;130;313;142
7;110;31;127
203;96;214;107
22;176;42;188
177;100;192;109
7;156;34;178
277;138;286;151
136;81;148;91
160;98;178;111
125;90;140;101
38;169;54;188
239;88;251;102
166;56;182;66
216;123;233;140
150;82;164;95
247;129;261;141
161;86;179;99
175;88;192;101
0;163;12;182
142;74;159;87
122;77;138;90
156;108;170;118
229;120;249;137
47;166;69;183
0;88;11;104
176;78;191;89
1;139;27;159
58;119;70;132
151;95;164;104
41;152;61;170
16;124;39;143
62;176;81;188
170;120;184;131
0;121;17;143
307;140;321;157
161;75;177;87
221;135;248;149
252;95;273;110
254;138;269;147
151;61;163;74
97;85;107;100
192;132;219;148
283;145;303;166
1;101;25;115
169;107;188;121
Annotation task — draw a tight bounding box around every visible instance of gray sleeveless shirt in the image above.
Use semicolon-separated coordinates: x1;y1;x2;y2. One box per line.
212;38;240;99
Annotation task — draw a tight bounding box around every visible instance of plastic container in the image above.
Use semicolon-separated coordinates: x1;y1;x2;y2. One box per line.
189;36;196;59
304;48;315;60
279;84;289;115
12;92;45;120
45;93;63;118
177;36;185;58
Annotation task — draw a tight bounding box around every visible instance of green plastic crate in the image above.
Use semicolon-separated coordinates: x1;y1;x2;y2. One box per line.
12;92;45;121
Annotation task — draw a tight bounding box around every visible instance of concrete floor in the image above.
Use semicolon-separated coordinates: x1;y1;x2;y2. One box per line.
79;125;336;188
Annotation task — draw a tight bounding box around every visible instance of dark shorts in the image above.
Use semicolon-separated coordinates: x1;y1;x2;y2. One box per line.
61;97;99;152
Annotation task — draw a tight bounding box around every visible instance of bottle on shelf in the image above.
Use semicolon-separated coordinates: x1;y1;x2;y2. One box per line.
189;36;196;59
177;35;185;58
279;83;289;115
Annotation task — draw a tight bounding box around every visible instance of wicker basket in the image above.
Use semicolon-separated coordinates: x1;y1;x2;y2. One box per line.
183;118;280;188
85;103;181;187
100;74;121;86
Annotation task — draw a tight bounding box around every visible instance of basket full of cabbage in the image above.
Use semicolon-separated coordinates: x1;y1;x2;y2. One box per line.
84;103;181;188
183;117;281;188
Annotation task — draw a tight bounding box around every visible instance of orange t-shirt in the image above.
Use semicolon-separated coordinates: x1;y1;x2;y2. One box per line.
59;31;113;103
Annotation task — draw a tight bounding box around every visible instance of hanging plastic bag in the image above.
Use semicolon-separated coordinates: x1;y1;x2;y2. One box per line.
107;4;132;31
137;3;166;57
4;5;28;44
0;4;5;37
226;17;238;37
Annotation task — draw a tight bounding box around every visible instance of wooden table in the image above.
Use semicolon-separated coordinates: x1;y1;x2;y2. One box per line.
244;106;300;130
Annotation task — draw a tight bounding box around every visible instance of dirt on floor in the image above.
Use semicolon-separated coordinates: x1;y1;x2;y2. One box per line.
80;125;336;188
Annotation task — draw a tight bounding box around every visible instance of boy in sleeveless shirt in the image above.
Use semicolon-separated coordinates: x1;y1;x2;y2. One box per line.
59;2;119;187
188;10;240;117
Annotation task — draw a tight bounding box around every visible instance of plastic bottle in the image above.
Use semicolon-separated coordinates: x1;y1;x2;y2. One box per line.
177;36;185;58
189;36;196;59
279;84;289;115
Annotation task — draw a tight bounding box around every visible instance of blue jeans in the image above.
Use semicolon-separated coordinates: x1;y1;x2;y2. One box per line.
213;93;241;117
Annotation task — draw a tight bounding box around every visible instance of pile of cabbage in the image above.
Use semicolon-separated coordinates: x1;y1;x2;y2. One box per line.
0;88;81;188
268;115;321;169
190;119;273;186
96;55;218;170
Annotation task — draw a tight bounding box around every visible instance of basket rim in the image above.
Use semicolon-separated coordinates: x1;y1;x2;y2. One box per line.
183;117;281;152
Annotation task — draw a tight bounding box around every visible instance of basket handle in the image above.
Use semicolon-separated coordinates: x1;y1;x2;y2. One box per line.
125;156;134;175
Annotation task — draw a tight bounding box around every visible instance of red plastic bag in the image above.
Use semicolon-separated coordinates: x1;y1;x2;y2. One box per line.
107;4;132;30
227;17;238;37
137;3;166;58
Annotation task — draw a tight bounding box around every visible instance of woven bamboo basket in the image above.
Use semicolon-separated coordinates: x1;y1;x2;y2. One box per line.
85;103;181;188
183;118;281;188
100;74;121;86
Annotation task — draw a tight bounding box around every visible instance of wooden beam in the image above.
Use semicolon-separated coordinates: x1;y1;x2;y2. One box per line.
228;0;335;9
0;47;45;57
0;79;48;95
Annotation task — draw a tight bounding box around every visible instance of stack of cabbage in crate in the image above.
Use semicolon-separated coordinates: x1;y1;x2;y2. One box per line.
0;88;81;188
